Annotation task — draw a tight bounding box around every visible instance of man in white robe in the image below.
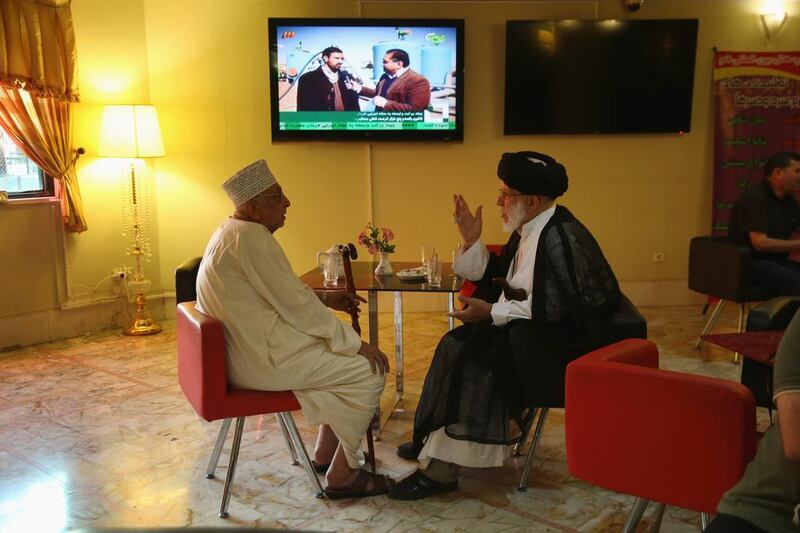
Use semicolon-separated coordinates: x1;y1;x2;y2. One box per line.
196;159;391;498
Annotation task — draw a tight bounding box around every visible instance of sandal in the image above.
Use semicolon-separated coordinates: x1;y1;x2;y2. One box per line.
312;451;372;474
387;469;458;501
324;469;392;499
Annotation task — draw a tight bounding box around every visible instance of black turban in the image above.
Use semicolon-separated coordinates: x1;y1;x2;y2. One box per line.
496;151;568;198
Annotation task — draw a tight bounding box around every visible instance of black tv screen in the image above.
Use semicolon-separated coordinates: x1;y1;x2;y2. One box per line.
504;19;698;135
268;18;464;141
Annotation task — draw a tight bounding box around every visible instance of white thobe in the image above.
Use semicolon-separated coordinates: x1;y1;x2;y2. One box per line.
418;206;556;468
196;218;384;468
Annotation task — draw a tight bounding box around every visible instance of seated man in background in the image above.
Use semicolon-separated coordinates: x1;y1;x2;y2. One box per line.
727;151;800;295
389;151;621;500
708;307;800;533
196;159;391;498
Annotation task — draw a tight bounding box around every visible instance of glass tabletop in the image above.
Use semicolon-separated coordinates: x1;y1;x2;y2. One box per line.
299;261;463;293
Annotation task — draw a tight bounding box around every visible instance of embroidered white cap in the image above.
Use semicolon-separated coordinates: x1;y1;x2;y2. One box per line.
222;159;278;207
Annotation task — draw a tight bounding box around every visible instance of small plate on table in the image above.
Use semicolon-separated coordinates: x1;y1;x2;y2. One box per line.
396;267;428;282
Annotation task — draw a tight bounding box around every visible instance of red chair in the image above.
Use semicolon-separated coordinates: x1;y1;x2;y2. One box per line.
565;339;758;531
457;244;505;301
176;301;324;518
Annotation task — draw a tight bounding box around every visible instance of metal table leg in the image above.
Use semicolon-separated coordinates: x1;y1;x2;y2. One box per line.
368;290;380;435
448;292;455;331
394;291;404;399
377;292;405;436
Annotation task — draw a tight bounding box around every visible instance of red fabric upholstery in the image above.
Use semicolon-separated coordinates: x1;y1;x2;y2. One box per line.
459;244;504;299
176;302;301;422
565;339;758;515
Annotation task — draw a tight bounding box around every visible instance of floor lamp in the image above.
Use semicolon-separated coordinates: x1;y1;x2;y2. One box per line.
99;104;165;336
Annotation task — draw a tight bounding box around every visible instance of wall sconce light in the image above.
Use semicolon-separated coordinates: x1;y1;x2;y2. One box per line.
761;10;787;40
623;0;644;11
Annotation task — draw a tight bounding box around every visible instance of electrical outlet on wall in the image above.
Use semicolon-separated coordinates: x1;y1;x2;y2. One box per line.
652;252;665;263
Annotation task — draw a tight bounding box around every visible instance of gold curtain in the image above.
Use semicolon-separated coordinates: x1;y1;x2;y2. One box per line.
0;0;85;232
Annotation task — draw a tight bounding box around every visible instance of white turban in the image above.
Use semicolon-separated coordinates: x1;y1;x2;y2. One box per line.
223;159;278;207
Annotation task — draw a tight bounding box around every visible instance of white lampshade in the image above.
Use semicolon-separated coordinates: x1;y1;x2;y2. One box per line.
98;104;165;158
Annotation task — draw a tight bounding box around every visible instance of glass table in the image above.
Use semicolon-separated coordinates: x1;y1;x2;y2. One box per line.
300;261;463;433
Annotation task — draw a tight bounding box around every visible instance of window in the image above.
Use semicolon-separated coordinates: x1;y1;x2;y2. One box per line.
0;129;54;199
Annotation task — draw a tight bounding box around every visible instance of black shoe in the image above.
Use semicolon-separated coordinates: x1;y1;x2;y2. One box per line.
397;440;423;460
387;469;458;501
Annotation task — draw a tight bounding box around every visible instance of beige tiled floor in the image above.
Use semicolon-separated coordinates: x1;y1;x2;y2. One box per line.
0;305;765;532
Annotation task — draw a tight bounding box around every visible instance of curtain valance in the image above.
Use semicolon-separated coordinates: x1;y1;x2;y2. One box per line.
0;0;78;102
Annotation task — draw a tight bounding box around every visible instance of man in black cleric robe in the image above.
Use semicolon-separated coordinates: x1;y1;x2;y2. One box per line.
387;151;621;501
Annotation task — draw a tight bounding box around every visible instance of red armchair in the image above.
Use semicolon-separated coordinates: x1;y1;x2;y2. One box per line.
176;302;324;518
565;339;757;531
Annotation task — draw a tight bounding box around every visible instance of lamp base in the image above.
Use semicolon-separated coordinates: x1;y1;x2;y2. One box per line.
123;292;162;336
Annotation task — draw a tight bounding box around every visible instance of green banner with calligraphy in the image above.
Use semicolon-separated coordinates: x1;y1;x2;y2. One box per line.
713;51;800;235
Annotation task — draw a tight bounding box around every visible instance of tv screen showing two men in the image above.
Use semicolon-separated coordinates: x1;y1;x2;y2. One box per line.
271;24;459;133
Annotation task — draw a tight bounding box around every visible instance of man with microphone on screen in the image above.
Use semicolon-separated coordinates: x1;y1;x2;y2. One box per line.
348;48;431;112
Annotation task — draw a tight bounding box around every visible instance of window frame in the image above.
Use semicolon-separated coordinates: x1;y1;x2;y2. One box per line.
6;168;55;199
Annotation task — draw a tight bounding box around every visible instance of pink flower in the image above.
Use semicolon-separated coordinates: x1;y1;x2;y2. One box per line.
383;228;394;241
367;244;378;255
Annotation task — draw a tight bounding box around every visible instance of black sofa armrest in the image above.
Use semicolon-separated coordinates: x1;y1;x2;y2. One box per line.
688;236;753;301
746;296;800;331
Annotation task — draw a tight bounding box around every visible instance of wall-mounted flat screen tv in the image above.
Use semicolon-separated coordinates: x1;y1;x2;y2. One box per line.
504;19;698;135
268;18;464;141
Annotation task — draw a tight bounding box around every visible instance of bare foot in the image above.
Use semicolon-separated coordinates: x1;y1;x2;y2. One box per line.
313;424;338;465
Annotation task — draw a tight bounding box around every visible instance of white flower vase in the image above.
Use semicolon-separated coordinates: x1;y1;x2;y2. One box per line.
375;252;393;277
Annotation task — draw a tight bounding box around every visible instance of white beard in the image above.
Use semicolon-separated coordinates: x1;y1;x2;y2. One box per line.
502;200;527;233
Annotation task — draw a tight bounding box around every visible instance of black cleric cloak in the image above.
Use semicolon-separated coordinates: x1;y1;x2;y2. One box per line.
412;205;621;446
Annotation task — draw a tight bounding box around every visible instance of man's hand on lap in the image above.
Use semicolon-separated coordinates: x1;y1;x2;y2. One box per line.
358;341;390;375
447;295;492;323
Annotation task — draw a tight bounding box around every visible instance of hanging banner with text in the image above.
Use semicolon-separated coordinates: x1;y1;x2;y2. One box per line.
712;50;800;236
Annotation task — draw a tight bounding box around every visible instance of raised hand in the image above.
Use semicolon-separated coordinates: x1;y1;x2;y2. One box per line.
453;194;482;247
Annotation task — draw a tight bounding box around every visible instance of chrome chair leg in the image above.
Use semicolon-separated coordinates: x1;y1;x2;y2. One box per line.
279;412;325;498
650;502;666;532
696;299;726;348
219;416;245;519
206;418;232;479
622;497;650;533
734;303;747;363
700;512;711;530
517;408;549;492
275;413;299;465
513;408;537;457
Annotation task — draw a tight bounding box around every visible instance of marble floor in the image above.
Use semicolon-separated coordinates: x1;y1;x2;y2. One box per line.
0;304;769;532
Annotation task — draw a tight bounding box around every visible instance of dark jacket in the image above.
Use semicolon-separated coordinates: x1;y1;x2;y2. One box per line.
296;67;360;112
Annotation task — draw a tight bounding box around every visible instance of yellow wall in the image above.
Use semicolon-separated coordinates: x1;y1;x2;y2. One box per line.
69;0;161;294
5;0;799;331
138;0;799;293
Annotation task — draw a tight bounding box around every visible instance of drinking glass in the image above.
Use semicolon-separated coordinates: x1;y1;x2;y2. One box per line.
318;253;340;287
421;244;436;268
426;253;442;287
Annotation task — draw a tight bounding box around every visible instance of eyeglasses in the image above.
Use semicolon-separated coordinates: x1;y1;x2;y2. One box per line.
255;191;286;202
497;189;528;200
